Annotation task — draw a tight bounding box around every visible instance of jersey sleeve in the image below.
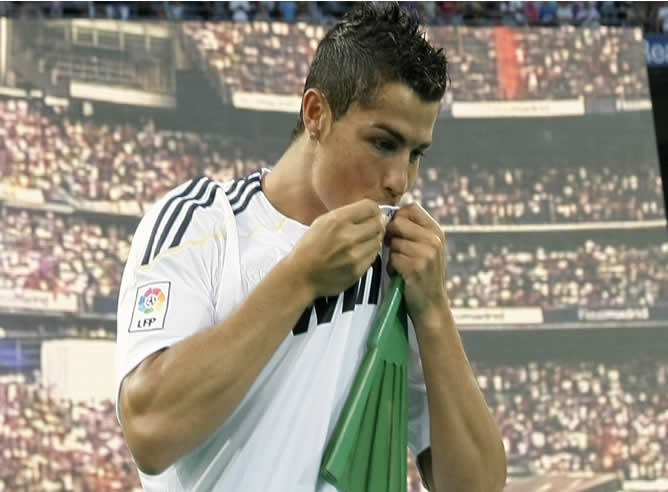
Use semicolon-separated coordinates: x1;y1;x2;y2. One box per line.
407;316;432;488
114;177;228;426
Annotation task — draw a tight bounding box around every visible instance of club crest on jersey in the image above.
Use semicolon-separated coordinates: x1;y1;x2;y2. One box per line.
129;281;171;332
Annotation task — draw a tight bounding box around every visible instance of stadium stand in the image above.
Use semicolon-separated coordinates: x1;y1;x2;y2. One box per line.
484;359;668;481
0;207;132;313
0;98;275;211
2;357;668;490
1;201;665;315
0;372;141;492
417;162;665;225
0;6;665;491
1;98;663;224
182;21;322;98
0;2;662;32
181;23;650;102
445;238;668;309
518;27;649;100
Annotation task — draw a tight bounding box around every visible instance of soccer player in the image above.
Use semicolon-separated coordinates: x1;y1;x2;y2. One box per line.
115;3;507;491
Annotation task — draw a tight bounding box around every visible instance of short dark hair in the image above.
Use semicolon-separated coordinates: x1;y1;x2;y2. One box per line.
291;2;449;141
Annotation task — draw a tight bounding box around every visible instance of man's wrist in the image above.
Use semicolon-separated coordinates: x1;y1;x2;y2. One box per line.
412;297;454;340
280;253;317;307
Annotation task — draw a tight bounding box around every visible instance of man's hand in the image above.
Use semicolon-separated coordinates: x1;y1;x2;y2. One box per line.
385;202;448;327
290;199;387;299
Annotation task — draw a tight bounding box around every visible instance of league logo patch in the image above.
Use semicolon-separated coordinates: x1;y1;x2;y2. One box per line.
129;281;171;332
138;287;166;314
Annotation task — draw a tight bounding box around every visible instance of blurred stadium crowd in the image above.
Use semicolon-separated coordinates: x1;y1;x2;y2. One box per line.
2;358;667;490
0;373;140;492
1;95;665;313
2;1;667;33
0;4;666;491
0;99;275;209
0;208;131;312
486;359;668;481
2;99;662;224
183;20;649;102
418;164;664;224
446;239;668;309
2;201;667;313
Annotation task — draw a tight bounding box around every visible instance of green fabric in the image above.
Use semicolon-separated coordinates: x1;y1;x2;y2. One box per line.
320;276;409;492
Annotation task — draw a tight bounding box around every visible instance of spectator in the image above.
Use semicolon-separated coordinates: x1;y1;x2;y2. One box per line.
254;1;274;21
575;1;601;26
229;0;252;22
163;1;185;20
305;1;325;24
440;1;464;25
523;1;540;25
539;1;558;26
657;2;668;33
104;1;131;19
599;1;619;25
500;1;527;26
556;1;574;25
279;1;298;22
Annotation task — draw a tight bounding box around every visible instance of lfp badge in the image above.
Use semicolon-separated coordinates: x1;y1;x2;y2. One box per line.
129;282;171;332
138;287;166;314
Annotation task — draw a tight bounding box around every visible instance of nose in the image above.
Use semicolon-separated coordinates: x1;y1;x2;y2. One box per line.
383;161;409;203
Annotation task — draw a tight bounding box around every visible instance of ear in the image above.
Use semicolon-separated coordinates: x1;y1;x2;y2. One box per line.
301;88;332;140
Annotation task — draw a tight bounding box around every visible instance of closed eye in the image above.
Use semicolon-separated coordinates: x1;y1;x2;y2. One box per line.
373;138;397;153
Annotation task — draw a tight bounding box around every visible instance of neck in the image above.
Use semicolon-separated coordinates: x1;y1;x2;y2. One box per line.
262;135;327;226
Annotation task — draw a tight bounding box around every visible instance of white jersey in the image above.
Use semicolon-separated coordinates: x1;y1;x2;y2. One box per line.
115;168;431;492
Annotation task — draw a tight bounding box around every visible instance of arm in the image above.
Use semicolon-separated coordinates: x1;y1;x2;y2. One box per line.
386;203;507;492
120;255;314;475
412;306;507;492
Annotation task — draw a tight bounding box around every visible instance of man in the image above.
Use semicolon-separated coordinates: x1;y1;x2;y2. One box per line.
115;3;507;491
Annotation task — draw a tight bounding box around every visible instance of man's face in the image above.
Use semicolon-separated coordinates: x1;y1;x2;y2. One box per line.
311;81;440;209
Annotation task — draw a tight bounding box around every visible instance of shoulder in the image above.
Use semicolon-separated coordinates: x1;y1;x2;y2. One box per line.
222;170;263;216
131;175;238;268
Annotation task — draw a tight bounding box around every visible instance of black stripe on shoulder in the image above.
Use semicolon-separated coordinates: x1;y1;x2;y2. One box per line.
227;173;261;207
224;176;245;197
152;177;213;262
141;176;208;266
170;182;223;249
232;183;262;216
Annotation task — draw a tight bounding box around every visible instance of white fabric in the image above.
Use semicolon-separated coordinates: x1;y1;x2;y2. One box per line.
115;169;431;491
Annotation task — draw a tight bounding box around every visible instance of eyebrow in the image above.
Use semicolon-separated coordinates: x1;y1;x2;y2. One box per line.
372;124;431;150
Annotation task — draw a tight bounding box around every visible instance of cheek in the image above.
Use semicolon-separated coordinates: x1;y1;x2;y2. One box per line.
317;150;378;205
338;157;380;203
343;158;377;187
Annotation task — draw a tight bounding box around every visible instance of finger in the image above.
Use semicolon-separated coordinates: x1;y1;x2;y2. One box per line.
350;212;387;243
336;198;383;224
350;236;383;270
390;236;431;259
386;215;435;243
389;251;410;277
395;203;441;233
